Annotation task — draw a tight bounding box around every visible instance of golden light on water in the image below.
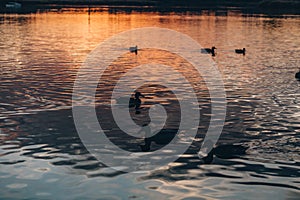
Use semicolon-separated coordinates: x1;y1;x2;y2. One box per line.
1;6;300;199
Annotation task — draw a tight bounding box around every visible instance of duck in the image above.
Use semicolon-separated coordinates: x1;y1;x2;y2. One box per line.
201;46;217;56
140;129;177;152
296;70;300;79
235;48;246;55
198;143;248;164
129;45;138;55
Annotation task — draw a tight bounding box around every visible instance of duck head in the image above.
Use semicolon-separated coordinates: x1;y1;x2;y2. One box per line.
211;47;216;56
135;92;144;99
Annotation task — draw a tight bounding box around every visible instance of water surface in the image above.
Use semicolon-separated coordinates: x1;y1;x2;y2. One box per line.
0;9;300;199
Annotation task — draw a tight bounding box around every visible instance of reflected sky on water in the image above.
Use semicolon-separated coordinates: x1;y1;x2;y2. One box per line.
0;9;299;199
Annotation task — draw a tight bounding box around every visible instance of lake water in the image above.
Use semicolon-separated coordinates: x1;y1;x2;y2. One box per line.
0;8;300;199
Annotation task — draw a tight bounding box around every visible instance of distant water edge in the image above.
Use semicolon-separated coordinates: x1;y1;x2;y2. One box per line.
0;0;300;15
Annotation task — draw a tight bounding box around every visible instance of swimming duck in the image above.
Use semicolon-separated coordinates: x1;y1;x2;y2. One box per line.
235;48;246;55
296;70;300;79
199;143;248;164
129;45;138;55
201;46;217;56
140;129;177;152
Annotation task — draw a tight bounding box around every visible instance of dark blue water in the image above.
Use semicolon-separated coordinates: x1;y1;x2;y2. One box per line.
0;10;299;199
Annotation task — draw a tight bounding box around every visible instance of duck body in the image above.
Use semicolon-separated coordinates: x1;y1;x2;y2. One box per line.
129;46;138;55
201;46;216;56
199;144;248;164
296;71;300;79
235;48;246;55
140;129;177;152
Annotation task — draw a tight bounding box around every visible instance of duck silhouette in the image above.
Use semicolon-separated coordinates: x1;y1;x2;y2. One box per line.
140;128;177;152
199;142;248;164
129;45;138;55
295;69;300;79
201;46;217;56
235;48;246;55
